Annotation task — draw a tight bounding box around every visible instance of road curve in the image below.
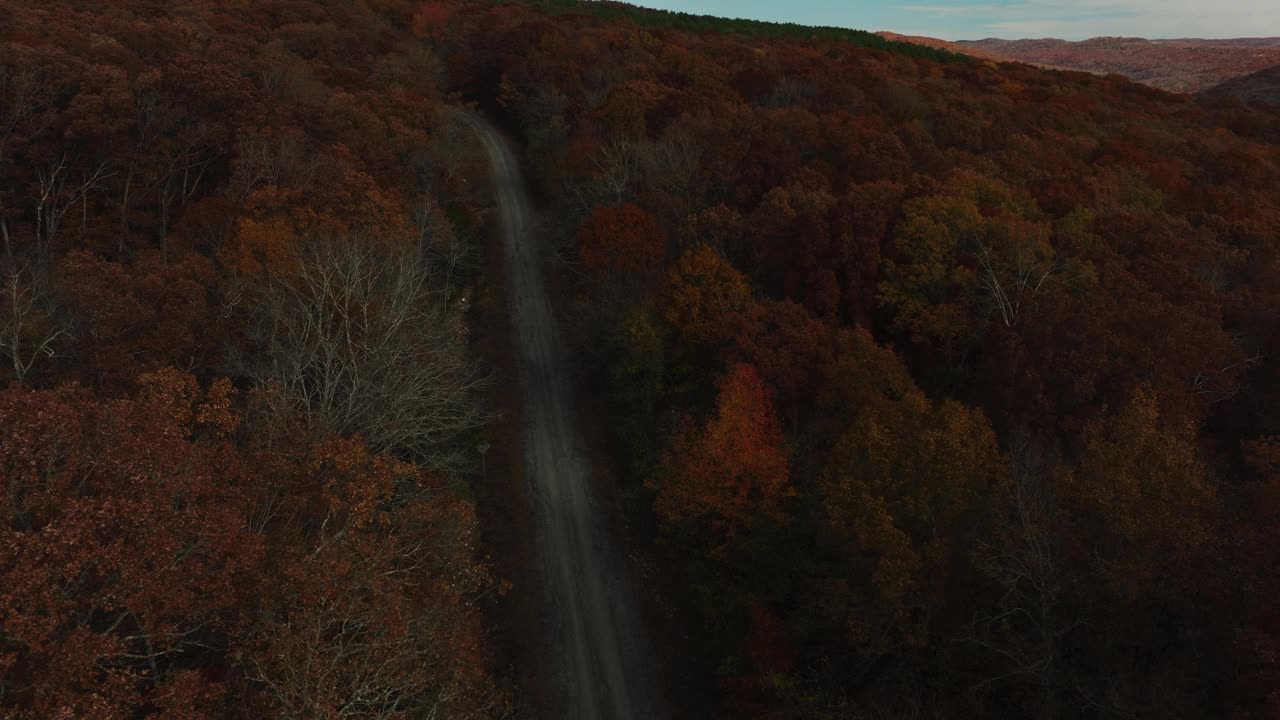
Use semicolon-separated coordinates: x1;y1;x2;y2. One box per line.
456;111;659;720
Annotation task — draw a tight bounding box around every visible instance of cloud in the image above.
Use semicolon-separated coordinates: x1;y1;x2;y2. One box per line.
901;4;1013;18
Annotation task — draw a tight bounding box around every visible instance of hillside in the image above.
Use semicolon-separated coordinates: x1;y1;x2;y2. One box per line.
498;0;970;63
0;0;514;717
877;30;1010;62
1204;63;1280;105
961;36;1280;92
447;2;1280;718
3;1;1280;720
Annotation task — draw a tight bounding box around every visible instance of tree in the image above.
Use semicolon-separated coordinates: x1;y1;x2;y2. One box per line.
878;174;1057;364
840;180;903;324
878;192;985;360
225;130;322;204
30;154;112;270
651;363;791;541
225;211;302;276
636;126;704;226
1231;437;1280;720
411;2;454;40
729;298;832;421
61;250;216;388
576;202;666;279
747;176;842;317
817;329;1004;650
603;303;668;476
599;80;667;139
238;436;509;720
1061;385;1216;599
577;134;638;208
0;4;515;717
658;244;751;346
0;370;257;718
0;264;69;383
230;233;490;474
969;439;1073;720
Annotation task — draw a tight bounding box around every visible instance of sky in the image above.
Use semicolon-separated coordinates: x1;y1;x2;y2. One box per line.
630;0;1280;41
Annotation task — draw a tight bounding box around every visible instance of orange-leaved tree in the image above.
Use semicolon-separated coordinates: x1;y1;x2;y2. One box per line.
659;244;751;346
651;363;791;541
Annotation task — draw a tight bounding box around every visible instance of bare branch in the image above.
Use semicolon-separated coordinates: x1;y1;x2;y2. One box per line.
230;233;492;475
0;264;70;382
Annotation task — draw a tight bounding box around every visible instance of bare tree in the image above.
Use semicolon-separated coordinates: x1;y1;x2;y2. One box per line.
230;233;490;474
226;129;323;201
967;439;1075;720
637;127;703;226
765;76;819;108
974;235;1060;328
413;195;478;302
146;111;219;257
0;64;48;162
1190;350;1261;404
567;135;638;215
640;129;701;199
0;264;69;382
1;60;61;263
33;155;111;269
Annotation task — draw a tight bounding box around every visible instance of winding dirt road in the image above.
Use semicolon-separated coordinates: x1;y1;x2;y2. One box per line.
457;112;659;720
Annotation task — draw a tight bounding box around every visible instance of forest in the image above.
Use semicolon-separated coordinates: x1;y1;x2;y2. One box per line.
0;0;510;717
3;0;1280;718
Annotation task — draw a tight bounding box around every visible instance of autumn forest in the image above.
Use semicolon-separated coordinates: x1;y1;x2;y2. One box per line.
2;1;1280;718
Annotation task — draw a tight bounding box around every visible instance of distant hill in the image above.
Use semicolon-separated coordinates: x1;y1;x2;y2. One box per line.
876;31;1009;62
1202;63;1280;105
958;36;1280;92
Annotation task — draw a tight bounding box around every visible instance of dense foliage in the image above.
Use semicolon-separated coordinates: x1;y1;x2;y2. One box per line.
0;0;512;717
6;0;1280;718
491;0;970;64
1205;64;1280;107
438;1;1280;717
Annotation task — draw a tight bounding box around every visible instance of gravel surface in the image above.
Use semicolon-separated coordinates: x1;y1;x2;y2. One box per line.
459;111;659;720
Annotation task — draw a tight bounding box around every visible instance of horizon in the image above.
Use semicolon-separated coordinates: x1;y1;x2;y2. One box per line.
628;1;1280;42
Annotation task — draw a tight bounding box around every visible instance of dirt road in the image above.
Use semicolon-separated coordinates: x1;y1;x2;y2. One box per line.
457;112;658;720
